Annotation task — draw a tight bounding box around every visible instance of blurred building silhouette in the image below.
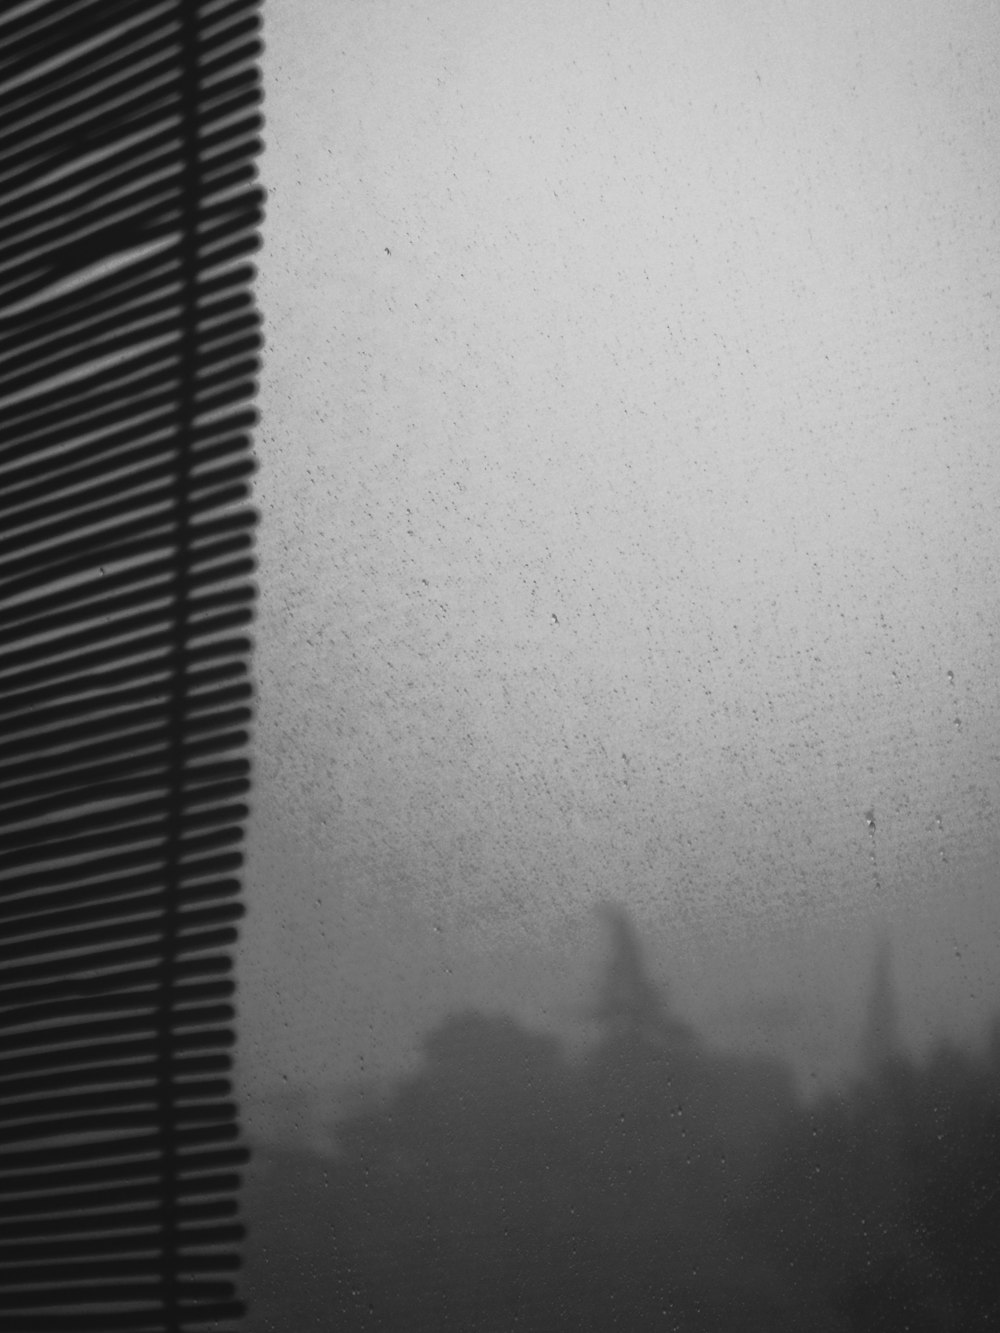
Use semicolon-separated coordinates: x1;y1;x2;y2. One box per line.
587;902;696;1049
584;903;797;1184
860;933;904;1081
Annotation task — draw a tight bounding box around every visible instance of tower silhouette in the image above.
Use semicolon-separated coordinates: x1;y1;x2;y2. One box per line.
588;903;693;1047
861;932;904;1079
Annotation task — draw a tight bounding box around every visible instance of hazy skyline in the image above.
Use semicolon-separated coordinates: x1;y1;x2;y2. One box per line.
237;0;1000;1120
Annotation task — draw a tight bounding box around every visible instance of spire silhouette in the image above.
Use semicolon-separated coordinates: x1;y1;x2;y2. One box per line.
587;904;693;1046
861;933;903;1078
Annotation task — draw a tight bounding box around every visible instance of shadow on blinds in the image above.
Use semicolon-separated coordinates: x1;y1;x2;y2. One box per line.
0;2;262;1329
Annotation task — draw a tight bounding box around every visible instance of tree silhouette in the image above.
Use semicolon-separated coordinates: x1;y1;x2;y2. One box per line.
239;909;1000;1331
264;905;838;1330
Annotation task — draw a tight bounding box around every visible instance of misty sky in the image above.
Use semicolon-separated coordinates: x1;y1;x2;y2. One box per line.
237;0;1000;1131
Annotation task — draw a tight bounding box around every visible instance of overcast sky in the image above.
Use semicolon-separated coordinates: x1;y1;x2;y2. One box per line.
236;0;1000;1131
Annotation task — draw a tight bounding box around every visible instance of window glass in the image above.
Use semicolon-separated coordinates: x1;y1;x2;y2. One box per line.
237;3;1000;1327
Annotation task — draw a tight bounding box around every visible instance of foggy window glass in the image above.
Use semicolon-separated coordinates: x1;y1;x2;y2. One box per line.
237;2;1000;1329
